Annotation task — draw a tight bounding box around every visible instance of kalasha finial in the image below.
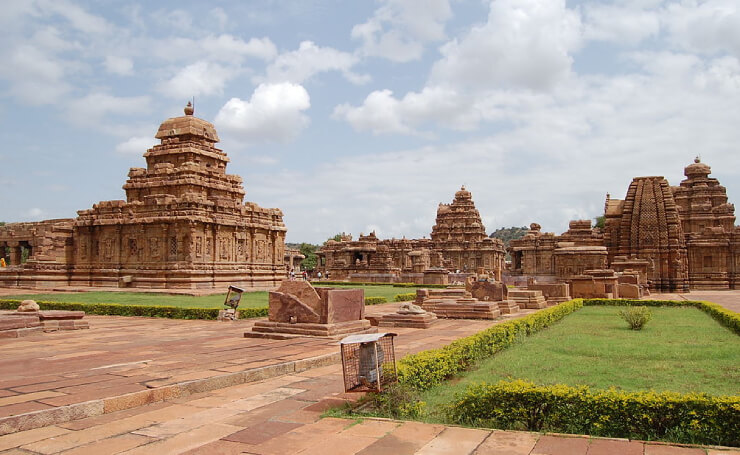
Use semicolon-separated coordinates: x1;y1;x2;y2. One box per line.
694;156;700;163
184;101;194;116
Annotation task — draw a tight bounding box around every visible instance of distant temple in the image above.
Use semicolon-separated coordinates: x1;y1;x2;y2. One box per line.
317;187;506;284
510;158;739;291
0;103;288;289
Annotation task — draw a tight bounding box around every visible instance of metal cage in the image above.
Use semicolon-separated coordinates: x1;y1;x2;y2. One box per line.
339;332;397;393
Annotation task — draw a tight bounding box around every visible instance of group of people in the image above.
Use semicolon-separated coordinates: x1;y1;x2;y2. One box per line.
286;268;330;281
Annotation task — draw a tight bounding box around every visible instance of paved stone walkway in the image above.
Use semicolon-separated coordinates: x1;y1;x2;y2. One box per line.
0;291;738;454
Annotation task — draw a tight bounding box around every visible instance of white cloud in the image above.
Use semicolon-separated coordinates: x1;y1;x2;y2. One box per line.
65;93;151;125
663;0;740;57
1;44;70;105
583;4;659;45
115;136;158;155
214;82;311;143
158;61;238;99
150;35;277;63
430;0;582;91
334;86;478;135
260;41;368;84
104;56;134;75
25;207;44;220
352;0;452;62
38;0;111;35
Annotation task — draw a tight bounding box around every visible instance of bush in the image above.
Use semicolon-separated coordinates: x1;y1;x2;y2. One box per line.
0;299;268;320
393;293;416;302
619;305;653;330
368;382;425;419
365;296;388;305
446;380;740;446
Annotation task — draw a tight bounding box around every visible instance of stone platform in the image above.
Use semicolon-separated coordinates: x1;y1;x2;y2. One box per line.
245;320;376;340
509;289;548;309
0;310;87;338
378;312;437;329
422;299;501;319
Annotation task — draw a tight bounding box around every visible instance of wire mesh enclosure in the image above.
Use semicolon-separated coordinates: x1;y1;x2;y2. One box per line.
339;333;397;393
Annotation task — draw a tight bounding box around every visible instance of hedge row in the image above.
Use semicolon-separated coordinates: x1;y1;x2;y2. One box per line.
365;297;388;305
0;299;268;320
317;281;448;289
397;299;584;391
393;293;416;302
446;380;740;447
583;298;740;335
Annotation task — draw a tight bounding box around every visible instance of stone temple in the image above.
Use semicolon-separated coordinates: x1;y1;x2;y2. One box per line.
509;158;739;292
0;103;287;289
317;186;506;284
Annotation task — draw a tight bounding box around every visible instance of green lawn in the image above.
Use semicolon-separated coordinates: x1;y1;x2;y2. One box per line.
0;284;405;309
420;306;740;415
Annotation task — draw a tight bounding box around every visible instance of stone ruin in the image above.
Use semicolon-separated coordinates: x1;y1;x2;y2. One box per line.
377;301;437;329
317;187;506;284
508;158;739;293
0;103;287;290
245;280;375;339
0;300;88;338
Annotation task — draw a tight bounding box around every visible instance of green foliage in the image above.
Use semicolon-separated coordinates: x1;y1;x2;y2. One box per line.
0;291;269;309
584;298;740;335
299;243;318;270
368;382;426;419
318;281;447;289
324;233;345;244
0;299;268;320
446;380;740;446
594;215;605;229
397;299;584;391
393;292;416;302
489;226;528;245
365;296;388;305
618;305;653;330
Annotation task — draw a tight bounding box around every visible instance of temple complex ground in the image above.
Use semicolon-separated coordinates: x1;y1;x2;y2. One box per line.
0;294;738;454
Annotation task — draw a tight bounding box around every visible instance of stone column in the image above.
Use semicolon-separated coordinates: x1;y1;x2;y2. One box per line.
10;245;22;265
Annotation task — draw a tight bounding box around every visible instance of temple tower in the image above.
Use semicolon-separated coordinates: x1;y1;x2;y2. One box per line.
604;176;689;292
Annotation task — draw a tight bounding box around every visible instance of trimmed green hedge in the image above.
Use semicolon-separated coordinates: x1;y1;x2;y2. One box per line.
0;299;268;320
397;299;584;391
584;298;740;335
317;281;448;289
365;296;388;305
394;293;416;302
446;380;740;446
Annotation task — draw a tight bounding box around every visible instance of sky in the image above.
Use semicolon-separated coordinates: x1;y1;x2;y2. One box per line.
1;0;739;244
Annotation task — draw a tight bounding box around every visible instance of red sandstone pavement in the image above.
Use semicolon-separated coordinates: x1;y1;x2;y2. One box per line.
0;291;738;454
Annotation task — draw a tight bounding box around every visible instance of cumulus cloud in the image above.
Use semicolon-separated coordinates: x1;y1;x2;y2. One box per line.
65;93;150;125
158;61;238;99
663;0;740;57
1;44;70;105
583;4;659;45
150;35;277;63
115;136;158;155
352;0;452;62
260;41;368;84
333;86;478;135
104;56;134;75
214;82;311;143
430;0;582;91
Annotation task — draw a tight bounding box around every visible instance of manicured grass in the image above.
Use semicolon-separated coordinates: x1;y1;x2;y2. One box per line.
420;306;740;414
0;291;268;309
314;284;403;302
0;284;403;309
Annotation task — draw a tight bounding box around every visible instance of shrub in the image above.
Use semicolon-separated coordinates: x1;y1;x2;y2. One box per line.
446;380;740;446
0;299;268;320
619;305;653;330
368;382;426;419
365;296;388;305
393;293;416;302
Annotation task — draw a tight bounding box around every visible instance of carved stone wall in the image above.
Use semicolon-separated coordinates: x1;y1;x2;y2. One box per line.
0;103;287;289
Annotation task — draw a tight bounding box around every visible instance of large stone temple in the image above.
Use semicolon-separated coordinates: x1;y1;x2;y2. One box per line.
0;103;287;289
509;158;739;291
317;187;506;283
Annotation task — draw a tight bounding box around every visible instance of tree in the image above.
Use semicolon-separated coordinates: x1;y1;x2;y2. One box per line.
489;226;528;248
299;243;318;270
324;233;344;245
594;215;605;229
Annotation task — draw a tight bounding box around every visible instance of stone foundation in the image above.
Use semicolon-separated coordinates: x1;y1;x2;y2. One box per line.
508;290;547;309
245;320;375;340
378;312;437;329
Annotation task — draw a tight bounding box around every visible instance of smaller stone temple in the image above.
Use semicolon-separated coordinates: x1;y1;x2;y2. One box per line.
0;103;287;289
317;187;506;283
509;158;738;292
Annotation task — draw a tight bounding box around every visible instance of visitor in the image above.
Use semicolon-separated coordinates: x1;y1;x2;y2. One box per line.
302;270;307;280
290;268;295;280
317;271;322;280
